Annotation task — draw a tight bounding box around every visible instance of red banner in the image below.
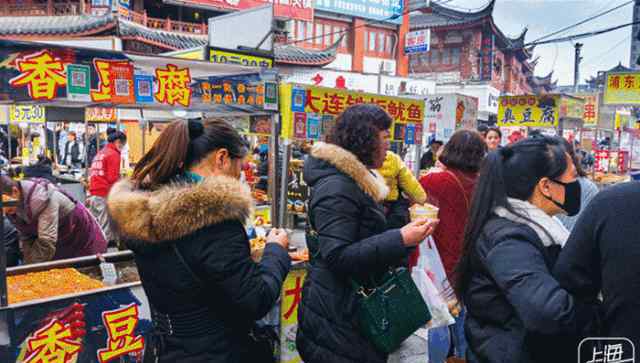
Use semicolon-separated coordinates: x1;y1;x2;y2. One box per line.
174;0;313;21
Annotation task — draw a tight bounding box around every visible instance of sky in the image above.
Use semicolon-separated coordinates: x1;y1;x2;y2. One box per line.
437;0;635;86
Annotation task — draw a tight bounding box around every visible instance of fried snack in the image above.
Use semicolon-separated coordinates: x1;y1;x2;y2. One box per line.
8;268;104;304
250;236;267;262
289;248;309;262
410;203;439;221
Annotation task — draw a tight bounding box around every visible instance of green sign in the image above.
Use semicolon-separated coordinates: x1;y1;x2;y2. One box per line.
66;64;91;101
264;81;278;111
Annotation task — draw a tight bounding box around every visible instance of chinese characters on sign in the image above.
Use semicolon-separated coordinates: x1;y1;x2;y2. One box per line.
9;105;45;124
209;48;273;68
579;338;635;363
604;72;640;105
97;303;145;363
10;50;67;100
24;319;81;363
405;29;430;54
198;76;265;107
479;31;495;81
578;93;599;126
86;107;117;122
155;64;192;107
497;95;560;127
280;270;307;363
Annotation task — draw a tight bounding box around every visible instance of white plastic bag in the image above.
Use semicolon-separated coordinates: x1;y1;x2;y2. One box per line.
412;267;455;330
417;237;450;294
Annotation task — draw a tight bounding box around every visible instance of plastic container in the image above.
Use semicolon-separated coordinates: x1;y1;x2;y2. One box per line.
410;204;439;221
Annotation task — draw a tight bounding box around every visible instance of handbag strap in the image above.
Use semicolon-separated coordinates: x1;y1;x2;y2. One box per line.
445;170;469;209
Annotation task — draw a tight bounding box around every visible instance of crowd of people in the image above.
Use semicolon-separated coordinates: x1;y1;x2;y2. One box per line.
1;103;637;363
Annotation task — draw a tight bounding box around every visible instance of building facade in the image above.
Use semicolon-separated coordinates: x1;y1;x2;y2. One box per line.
407;0;554;96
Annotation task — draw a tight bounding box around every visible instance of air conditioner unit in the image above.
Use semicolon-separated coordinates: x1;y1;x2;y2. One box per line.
382;60;395;74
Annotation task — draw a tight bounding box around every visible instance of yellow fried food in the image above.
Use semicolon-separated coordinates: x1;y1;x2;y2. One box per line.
8;268;104;304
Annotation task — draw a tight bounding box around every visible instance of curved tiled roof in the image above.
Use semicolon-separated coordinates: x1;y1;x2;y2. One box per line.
0;14;116;36
274;35;342;66
118;19;207;50
410;0;495;30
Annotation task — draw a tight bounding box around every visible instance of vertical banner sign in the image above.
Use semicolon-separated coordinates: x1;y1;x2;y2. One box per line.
578;93;599;126
291;88;306;113
405;123;416;145
480;30;494;81
294;112;307;139
280;270;307;363
134;74;154;104
307;114;320;140
66;64;91;101
264;81;278;111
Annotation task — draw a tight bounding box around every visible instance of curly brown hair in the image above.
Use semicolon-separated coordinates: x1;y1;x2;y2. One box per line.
326;104;392;167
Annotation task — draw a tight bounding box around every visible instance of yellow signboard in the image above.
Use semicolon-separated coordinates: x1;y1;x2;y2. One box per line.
280;269;307;363
559;96;585;119
85;107;117;122
280;83;425;139
497;95;560;127
9;105;45;124
577;93;599;126
604;72;640;105
209;48;273;68
168;47;205;60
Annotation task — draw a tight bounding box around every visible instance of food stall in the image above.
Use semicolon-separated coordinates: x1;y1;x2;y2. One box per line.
0;38;282;362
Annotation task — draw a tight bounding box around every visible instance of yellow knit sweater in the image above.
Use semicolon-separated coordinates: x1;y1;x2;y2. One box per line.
378;151;427;204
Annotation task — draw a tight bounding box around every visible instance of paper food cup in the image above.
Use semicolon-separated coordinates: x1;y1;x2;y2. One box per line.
410;204;439;221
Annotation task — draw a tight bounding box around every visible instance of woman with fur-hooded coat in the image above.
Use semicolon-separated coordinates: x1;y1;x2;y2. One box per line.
296;105;438;363
108;119;291;363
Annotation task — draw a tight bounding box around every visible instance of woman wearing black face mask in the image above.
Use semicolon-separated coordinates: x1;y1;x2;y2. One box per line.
454;136;600;363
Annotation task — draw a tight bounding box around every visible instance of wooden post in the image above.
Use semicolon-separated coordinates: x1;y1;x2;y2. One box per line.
47;0;53;15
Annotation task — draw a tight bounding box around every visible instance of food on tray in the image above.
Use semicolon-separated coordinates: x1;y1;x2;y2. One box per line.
252;190;269;203
8;268;104;304
410;203;439;221
592;172;629;185
289;248;309;262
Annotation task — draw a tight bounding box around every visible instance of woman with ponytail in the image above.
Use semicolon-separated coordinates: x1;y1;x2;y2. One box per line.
454;136;600;363
107;119;291;363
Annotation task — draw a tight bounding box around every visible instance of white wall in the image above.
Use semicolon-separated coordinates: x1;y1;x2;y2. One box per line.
363;56;396;75
38;37;122;51
325;53;352;71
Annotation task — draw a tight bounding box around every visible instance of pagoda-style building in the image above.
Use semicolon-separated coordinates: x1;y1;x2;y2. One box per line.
0;0;340;67
408;0;552;95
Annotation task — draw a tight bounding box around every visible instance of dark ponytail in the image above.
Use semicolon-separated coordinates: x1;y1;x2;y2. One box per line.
453;136;569;299
132;118;247;190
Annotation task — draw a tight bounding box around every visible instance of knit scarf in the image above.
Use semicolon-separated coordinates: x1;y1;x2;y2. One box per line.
494;198;570;248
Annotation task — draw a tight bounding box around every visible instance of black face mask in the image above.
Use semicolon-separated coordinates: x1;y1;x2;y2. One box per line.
544;179;582;216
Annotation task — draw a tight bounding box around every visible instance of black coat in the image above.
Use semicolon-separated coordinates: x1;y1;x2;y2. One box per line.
108;176;291;363
296;142;408;363
464;216;600;363
555;182;640;350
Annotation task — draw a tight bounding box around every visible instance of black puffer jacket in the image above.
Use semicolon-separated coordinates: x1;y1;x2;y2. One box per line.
464;216;599;363
296;142;408;363
108;176;291;363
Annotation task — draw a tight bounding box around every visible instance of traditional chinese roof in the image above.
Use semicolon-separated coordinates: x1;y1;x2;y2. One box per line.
529;71;558;92
274;35;342;66
118;19;207;50
0;14;116;38
409;0;496;29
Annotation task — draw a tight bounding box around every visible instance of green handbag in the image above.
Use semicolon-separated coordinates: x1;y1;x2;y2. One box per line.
352;268;432;354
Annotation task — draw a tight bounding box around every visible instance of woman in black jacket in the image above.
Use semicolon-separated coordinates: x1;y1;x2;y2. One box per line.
454;136;600;363
296;104;438;363
107;119;291;363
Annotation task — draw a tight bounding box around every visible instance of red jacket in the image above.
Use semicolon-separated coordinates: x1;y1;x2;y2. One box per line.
416;168;478;280
89;143;121;197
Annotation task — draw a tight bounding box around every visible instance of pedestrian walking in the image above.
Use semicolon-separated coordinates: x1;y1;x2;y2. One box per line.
379;150;427;229
296;104;437;363
555;181;640;351
107;119;291;363
454;136;600;363
485;127;502;152
87;131;127;245
62;131;84;169
1;176;107;264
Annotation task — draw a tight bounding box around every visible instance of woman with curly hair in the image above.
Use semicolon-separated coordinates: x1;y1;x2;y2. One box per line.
296;104;438;363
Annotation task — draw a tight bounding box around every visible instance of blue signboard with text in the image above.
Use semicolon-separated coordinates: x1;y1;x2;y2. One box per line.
314;0;403;23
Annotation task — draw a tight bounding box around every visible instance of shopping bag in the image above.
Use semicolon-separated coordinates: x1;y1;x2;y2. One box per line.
412;266;455;330
417;237;451;296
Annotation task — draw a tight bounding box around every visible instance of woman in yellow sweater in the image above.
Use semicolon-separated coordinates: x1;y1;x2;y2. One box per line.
378;150;427;229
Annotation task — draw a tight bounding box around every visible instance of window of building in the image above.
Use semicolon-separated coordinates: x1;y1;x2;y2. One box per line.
432;50;441;65
342;30;349;48
451;48;460;64
442;48;450;64
325;25;332;45
314;23;322;45
386;34;394;53
378;32;385;53
306;22;314;44
369;31;377;52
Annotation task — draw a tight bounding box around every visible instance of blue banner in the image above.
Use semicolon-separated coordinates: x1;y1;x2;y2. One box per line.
314;0;403;23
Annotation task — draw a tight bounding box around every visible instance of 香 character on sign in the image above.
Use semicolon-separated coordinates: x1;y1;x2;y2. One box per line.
322;93;346;114
305;89;321;113
24;319;81;363
283;276;303;320
609;76;621;89
155;64;192;107
10;50;67;101
97;304;144;363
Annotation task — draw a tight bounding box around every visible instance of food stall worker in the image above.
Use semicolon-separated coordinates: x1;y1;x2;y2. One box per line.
63;131;84;169
0;175;107;264
88;131;127;244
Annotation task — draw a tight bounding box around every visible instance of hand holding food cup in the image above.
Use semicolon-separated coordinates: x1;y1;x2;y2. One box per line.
401;218;439;247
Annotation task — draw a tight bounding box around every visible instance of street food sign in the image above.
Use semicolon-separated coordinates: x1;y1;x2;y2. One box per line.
405;29;430;54
577;92;599;126
208;47;273;68
498;95;560;127
604;72;640;105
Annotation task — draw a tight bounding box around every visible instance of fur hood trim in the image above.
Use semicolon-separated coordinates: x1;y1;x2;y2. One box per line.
107;176;252;243
310;142;389;202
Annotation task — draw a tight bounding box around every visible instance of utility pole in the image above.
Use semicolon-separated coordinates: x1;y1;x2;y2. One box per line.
573;43;583;93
